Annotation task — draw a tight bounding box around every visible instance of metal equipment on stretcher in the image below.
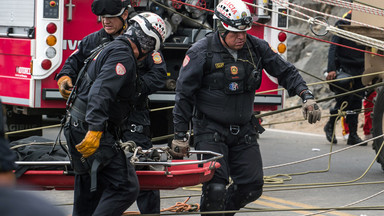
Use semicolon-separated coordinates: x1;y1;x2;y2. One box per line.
15;150;222;190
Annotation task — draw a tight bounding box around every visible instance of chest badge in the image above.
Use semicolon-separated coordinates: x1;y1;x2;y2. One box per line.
215;62;224;69
228;82;239;91
230;66;238;75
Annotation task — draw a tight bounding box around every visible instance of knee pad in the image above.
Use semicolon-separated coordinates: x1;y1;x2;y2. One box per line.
226;183;263;210
201;183;227;212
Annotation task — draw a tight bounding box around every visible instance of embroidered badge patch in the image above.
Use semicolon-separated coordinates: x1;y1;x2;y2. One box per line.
152;52;162;64
215;62;224;69
182;55;190;67
230;66;238;75
115;63;126;75
228;82;239;91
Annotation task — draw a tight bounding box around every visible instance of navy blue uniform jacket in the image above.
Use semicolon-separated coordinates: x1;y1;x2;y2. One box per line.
76;35;137;132
173;32;308;132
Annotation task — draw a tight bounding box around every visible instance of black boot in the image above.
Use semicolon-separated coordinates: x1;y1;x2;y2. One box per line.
324;119;337;144
346;114;366;146
347;133;366;146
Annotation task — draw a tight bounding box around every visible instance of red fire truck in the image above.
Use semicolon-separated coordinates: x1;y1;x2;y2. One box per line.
0;0;288;141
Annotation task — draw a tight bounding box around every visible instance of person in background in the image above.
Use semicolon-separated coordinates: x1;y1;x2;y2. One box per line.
363;90;376;141
120;49;166;213
323;10;366;146
172;0;321;215
57;0;133;100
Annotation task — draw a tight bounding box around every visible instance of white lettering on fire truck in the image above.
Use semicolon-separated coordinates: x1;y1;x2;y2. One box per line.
15;67;31;78
63;40;81;51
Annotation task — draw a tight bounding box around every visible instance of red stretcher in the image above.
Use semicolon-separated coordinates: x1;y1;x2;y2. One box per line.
16;150;222;190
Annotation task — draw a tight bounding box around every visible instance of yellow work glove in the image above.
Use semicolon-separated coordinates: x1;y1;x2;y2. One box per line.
57;76;73;100
76;131;103;158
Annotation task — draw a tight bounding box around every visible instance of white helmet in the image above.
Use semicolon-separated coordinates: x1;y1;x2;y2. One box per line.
130;12;167;51
214;0;252;32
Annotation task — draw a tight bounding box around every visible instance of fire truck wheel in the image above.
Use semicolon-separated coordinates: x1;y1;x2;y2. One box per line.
372;86;384;171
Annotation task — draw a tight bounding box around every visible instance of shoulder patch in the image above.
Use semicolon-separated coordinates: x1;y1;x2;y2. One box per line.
152;52;162;64
115;63;126;75
182;55;190;67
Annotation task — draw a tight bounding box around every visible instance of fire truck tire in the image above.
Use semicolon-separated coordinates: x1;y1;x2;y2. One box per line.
372;86;384;171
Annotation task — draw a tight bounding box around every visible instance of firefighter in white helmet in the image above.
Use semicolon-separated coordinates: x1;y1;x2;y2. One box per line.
61;9;167;216
172;0;321;215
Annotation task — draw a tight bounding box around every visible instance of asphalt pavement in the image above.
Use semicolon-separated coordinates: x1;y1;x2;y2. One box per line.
22;126;384;215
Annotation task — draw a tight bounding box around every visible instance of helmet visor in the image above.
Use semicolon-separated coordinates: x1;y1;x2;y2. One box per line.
138;15;163;44
215;10;252;31
101;7;126;18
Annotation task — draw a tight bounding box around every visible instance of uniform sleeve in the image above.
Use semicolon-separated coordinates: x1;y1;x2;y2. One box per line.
57;36;91;81
139;51;167;96
255;37;308;97
173;47;206;132
327;35;340;72
86;49;136;131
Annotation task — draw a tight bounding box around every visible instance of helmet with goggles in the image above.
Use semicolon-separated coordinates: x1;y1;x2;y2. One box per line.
129;12;167;51
214;0;252;32
92;0;130;17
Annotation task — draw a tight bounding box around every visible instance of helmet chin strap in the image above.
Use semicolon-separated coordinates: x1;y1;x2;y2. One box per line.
220;30;230;48
116;16;127;35
115;8;128;35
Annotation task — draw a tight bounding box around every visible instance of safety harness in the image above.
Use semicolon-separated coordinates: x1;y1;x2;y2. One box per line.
195;33;265;143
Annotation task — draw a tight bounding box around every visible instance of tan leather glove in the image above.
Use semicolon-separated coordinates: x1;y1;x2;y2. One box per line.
76;131;103;158
302;99;321;124
170;132;190;158
57;76;73;100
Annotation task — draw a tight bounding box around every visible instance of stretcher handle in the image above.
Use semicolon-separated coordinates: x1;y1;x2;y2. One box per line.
16;161;71;166
15;150;223;167
133;150;223;168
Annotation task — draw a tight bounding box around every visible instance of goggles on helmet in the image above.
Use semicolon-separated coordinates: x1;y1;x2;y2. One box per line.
214;10;252;31
138;14;163;47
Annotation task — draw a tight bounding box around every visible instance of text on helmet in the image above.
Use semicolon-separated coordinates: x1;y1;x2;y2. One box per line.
222;0;238;15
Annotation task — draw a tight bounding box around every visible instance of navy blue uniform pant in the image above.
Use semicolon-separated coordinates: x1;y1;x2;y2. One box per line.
193;116;264;216
64;116;139;216
122;130;161;214
330;78;364;133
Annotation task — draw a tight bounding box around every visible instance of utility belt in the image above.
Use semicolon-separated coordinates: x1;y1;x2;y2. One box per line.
194;109;264;144
120;123;151;136
194;109;264;134
194;131;258;145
